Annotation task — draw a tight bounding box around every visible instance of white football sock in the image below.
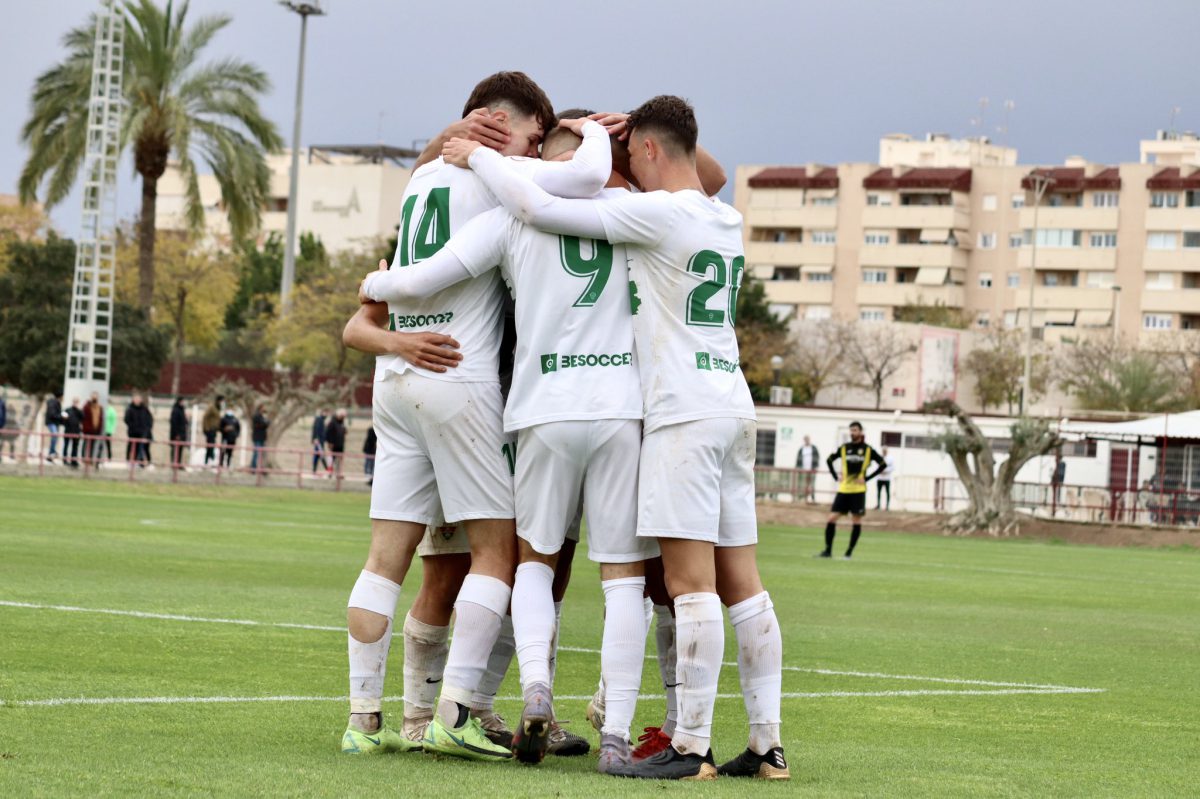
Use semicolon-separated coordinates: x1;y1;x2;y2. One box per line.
510;562;556;700
600;576;647;740
437;574;511;726
653;603;678;736
643;595;654;632
402;612;448;720
671;592;723;756
471;613;514;711
549;600;563;685
728;591;783;754
346;570;401;715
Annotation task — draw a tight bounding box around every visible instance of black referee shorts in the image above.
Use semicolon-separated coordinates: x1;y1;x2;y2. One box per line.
831;491;867;516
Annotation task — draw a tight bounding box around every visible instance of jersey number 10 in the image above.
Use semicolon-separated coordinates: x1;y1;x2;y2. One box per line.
686;250;745;327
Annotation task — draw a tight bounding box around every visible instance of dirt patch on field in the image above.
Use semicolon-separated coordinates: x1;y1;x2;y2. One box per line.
757;501;1200;549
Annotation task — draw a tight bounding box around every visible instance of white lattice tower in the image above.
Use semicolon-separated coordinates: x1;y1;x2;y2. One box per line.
63;0;124;407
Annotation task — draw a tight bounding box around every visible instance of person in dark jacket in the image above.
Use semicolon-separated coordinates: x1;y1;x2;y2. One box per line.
125;393;154;466
63;397;84;468
219;411;240;468
44;393;63;460
324;408;347;476
169;397;189;469
250;405;270;472
202;396;223;465
362;425;377;485
311;409;329;473
82;393;103;465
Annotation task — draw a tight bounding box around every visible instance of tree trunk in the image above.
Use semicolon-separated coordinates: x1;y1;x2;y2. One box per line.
170;289;186;396
137;175;159;314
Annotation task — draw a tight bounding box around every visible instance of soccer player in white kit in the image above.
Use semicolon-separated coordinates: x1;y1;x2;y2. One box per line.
338;72;612;762
444;96;789;781
362;116;657;772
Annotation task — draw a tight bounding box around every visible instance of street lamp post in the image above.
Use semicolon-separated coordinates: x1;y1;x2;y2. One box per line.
771;354;784;387
279;2;326;315
1111;285;1122;342
1020;173;1054;416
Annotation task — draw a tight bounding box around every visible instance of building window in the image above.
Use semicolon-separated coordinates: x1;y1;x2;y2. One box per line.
976;312;990;328
1031;229;1081;248
1009;232;1024;248
773;230;789;242
979;272;993;288
1007;272;1020;288
1044;273;1059;287
1086;272;1115;289
982;194;997;211
881;431;903;447
1145;272;1174;291
862;269;888;284
772;267;801;281
1183;231;1200;248
1089;232;1117;248
1151;192;1180;209
1143;313;1173;330
1187;190;1200;208
805;271;833;283
864;230;891;246
810;230;837;245
811;195;837;206
1003;310;1018;328
866;193;892;206
977;232;996;249
805;305;832;320
767;303;796;321
1148;232;1178;250
756;428;777;465
1092;192;1120;208
860;308;886;322
1011;193;1026;208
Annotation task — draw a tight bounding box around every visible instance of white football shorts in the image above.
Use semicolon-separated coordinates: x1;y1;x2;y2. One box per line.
636;417;758;547
516;419;653;563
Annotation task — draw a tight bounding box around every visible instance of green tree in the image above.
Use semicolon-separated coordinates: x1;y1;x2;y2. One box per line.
1058;339;1187;413
964;328;1049;414
894;301;971;329
19;0;282;313
224;232;328;330
733;276;789;400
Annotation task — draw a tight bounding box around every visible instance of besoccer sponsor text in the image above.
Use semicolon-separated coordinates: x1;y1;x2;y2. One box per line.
540;352;633;374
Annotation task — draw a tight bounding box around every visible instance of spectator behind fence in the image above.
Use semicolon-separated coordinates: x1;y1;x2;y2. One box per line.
0;394;17;461
202;395;223;466
876;445;895;511
251;405;269;472
82;392;103;464
44;393;63;461
324;408;346;476
311;408;329;474
795;435;820;503
363;425;376;485
219;410;240;468
63;397;83;468
125;393;154;467
170;397;189;469
102;401;117;461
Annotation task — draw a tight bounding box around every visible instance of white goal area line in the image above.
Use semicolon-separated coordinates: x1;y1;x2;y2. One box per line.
0;599;1105;696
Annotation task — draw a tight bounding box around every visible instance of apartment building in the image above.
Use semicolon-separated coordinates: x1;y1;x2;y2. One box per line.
734;131;1200;340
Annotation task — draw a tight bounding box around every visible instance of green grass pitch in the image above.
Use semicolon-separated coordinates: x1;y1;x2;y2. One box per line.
0;475;1197;797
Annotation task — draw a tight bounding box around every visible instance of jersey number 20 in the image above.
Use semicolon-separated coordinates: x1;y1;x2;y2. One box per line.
686;250;745;327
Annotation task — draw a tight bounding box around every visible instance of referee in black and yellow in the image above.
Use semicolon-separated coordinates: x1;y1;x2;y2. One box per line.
817;422;887;559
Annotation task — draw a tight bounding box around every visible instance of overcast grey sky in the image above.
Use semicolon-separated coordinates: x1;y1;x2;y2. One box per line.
3;0;1198;236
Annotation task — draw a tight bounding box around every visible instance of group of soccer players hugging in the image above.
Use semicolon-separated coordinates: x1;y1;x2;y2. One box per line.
337;71;787;781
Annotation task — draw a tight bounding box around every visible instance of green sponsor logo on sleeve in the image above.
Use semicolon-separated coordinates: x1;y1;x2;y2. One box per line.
695;351;711;370
541;353;559;374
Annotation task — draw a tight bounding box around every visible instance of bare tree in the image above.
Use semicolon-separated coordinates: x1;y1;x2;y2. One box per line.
842;322;918;409
924;398;1061;536
785;319;851;403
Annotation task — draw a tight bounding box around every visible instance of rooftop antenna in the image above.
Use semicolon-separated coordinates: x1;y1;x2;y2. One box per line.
1167;105;1182;138
969;96;989;138
996;99;1015;147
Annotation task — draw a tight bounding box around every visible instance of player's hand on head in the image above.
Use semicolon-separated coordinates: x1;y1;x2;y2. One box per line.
390;332;463;373
588;111;630;141
557;116;590;136
443;137;483;168
450;108;510;150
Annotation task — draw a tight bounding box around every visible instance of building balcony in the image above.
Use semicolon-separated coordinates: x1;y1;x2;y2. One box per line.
860;204;970;231
762;279;833;305
859;244;969;269
1016;247;1117;270
855;283;964;307
1029;287;1117;311
745;241;836;266
1140;289;1200;314
1142;248;1200;271
745;205;837;229
1017;206;1119;231
1143;207;1200;231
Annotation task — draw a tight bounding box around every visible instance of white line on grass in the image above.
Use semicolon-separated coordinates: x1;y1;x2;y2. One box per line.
1;686;1104;708
1;599;1106;694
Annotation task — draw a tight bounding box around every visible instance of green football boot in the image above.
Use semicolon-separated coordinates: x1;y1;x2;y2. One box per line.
340;724;410;755
422;714;513;762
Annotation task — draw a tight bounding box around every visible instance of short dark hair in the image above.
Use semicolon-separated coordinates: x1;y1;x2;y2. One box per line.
627;95;698;156
850;421;863;430
555;107;594;120
461;71;555;134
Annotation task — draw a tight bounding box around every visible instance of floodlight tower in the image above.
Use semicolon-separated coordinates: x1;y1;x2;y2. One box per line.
63;0;124;407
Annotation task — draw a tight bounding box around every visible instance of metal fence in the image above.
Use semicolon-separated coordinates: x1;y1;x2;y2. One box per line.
0;428;373;492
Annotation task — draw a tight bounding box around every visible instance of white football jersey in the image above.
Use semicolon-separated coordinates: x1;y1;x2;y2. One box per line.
376;157;561;384
446;189;642;432
594;190;756;432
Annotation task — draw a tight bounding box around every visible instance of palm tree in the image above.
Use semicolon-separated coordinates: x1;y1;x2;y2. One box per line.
19;0;282;313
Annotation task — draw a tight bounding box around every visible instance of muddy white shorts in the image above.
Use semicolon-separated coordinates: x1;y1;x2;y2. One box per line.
636;417;758;547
